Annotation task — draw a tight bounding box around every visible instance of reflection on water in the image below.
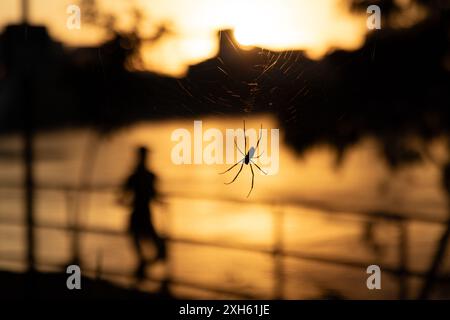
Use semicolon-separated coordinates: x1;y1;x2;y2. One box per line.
0;114;449;299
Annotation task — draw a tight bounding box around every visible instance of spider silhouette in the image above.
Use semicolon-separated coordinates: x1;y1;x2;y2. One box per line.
219;120;267;197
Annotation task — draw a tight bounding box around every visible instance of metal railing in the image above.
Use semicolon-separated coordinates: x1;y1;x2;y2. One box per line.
0;183;449;299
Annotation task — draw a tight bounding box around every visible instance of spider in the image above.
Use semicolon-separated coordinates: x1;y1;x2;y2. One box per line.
219;120;267;197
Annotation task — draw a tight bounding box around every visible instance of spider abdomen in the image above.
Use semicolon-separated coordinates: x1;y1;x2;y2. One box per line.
245;147;255;164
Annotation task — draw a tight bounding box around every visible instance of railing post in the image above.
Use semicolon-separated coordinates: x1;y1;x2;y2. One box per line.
398;219;409;299
272;202;284;299
65;189;81;265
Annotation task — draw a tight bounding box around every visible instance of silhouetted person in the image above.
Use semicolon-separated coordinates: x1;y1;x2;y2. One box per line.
121;146;166;279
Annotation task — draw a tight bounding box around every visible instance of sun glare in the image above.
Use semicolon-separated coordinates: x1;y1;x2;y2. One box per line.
0;0;368;76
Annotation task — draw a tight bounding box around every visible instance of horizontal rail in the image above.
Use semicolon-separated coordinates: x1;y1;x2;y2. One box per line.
0;218;448;281
0;183;445;225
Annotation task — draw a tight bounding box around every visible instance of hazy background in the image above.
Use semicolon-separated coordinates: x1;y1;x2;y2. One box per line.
0;0;449;300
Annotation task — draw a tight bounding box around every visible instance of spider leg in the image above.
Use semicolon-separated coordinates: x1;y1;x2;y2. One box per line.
250;160;268;175
256;124;263;149
243;120;247;154
234;137;245;156
225;162;244;185
254;150;265;158
219;159;243;174
247;163;255;197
